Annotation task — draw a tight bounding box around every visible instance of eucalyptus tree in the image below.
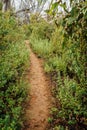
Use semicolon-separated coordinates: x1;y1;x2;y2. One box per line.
15;0;47;23
0;0;16;12
0;0;50;23
1;0;11;12
16;0;47;16
19;0;47;13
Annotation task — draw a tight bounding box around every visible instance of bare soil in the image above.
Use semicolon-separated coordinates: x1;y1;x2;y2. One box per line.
24;41;52;130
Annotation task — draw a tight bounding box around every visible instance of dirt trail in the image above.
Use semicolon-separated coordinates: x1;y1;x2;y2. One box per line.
24;41;51;130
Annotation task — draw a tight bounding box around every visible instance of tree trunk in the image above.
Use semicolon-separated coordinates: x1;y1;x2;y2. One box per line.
2;0;10;12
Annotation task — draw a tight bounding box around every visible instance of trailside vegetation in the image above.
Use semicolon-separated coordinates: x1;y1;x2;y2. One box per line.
27;1;87;130
0;11;29;129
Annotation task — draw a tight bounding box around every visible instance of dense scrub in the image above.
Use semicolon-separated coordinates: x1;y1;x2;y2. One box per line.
28;14;54;59
0;11;29;129
27;1;87;130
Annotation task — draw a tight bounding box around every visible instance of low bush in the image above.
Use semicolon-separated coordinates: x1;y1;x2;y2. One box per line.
27;13;54;41
0;11;29;129
26;2;87;129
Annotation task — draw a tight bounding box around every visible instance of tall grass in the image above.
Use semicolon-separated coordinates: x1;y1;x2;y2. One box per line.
30;37;52;58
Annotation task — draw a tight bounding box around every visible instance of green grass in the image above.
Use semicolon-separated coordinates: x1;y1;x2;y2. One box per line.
30;37;52;58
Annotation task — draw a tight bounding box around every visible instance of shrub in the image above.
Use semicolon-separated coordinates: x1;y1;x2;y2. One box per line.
26;2;87;129
27;14;54;40
0;11;29;129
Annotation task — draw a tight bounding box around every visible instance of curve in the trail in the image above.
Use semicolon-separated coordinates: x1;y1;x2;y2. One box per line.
24;41;51;130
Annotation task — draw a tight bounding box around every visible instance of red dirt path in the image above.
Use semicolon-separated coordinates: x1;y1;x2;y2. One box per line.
24;41;52;130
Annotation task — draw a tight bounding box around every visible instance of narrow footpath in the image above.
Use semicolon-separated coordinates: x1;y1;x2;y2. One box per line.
24;41;52;130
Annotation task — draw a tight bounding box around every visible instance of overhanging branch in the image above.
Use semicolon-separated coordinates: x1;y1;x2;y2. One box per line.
16;8;30;14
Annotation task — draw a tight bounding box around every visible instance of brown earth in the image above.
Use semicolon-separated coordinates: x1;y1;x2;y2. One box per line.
24;41;52;130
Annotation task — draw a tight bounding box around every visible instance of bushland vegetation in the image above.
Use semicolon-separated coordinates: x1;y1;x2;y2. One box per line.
0;11;29;129
27;1;87;129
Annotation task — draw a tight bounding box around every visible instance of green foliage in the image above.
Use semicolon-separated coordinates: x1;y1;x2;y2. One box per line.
0;2;2;10
27;14;54;40
26;2;87;129
48;117;53;123
0;12;29;130
30;38;52;58
49;1;87;130
27;14;54;59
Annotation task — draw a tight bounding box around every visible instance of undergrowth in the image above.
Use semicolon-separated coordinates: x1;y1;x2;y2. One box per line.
30;37;52;58
26;2;87;129
0;11;29;129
